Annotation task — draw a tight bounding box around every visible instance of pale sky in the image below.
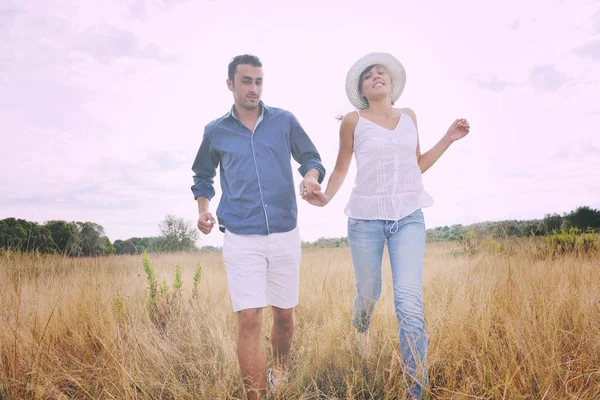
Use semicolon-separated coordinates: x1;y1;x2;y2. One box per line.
1;0;599;248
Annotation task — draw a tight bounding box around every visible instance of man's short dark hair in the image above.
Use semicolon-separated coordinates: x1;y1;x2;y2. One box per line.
228;54;262;82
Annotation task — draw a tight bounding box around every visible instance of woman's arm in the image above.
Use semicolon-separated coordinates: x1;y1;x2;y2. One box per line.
303;111;357;206
402;108;470;173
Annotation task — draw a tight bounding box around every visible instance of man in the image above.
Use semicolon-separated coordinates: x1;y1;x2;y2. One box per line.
190;54;325;399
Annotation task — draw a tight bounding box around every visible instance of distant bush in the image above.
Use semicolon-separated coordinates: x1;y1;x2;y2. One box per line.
540;228;598;258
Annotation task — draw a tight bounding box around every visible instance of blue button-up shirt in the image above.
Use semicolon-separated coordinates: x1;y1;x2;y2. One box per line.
191;103;325;235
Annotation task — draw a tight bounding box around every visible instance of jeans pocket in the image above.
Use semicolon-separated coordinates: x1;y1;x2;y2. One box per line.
405;209;425;229
409;208;424;221
348;217;366;227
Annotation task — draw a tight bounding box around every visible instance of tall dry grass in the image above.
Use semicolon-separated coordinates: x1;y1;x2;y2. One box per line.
1;240;599;399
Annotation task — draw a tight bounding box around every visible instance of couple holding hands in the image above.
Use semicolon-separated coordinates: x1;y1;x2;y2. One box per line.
191;52;470;399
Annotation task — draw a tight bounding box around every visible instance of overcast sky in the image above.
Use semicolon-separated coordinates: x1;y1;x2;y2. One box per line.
1;0;599;247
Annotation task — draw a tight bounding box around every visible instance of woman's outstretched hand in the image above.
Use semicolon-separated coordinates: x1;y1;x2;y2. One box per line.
443;118;470;143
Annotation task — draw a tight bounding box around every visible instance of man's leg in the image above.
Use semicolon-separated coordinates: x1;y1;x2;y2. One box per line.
237;308;266;400
271;306;294;366
265;226;301;383
222;230;269;399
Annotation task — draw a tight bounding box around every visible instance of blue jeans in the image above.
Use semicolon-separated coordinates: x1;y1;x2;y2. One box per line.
347;209;429;399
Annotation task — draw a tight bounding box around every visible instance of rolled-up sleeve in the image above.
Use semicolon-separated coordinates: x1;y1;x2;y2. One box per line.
191;127;219;200
289;113;326;184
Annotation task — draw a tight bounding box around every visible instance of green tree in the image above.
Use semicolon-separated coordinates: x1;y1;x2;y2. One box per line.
44;220;81;255
103;236;116;254
116;239;140;254
563;206;600;231
157;214;199;252
113;237;156;254
543;213;563;233
77;222;106;256
113;239;124;254
0;218;51;252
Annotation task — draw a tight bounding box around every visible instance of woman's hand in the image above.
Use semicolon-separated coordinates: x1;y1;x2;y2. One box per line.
303;190;330;207
443;118;470;143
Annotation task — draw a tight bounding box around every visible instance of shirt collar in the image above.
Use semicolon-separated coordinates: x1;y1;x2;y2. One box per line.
227;101;269;120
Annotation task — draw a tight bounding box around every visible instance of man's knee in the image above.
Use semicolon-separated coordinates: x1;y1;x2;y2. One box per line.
238;308;263;334
272;306;294;331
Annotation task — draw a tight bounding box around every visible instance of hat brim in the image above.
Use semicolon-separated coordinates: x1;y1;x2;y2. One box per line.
345;52;406;110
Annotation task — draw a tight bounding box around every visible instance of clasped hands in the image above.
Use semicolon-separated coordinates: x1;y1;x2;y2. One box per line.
299;176;329;207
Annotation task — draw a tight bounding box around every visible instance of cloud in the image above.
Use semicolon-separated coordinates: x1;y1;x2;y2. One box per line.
552;146;572;161
582;144;600;157
0;81;96;129
0;6;180;146
530;65;567;92
498;170;533;178
125;1;148;20
125;0;190;21
550;144;600;161
74;26;178;64
0;0;23;37
155;151;189;171
468;74;513;92
0;151;191;211
1;8;177;67
574;40;600;61
0;1;22;19
509;19;521;30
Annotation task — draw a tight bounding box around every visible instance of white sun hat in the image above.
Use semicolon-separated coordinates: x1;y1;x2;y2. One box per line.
345;52;406;110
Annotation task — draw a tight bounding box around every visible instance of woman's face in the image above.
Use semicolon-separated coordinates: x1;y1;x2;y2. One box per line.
360;64;392;103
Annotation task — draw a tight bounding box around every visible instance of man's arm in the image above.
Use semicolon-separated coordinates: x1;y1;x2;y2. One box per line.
288;113;326;196
304;168;321;181
191;127;219;234
196;196;210;214
196;196;215;234
289;113;326;183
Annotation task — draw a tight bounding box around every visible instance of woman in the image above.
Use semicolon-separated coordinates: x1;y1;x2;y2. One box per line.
303;52;470;399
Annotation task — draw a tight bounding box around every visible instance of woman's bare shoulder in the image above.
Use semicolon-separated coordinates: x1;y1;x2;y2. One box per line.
400;107;418;128
340;111;359;128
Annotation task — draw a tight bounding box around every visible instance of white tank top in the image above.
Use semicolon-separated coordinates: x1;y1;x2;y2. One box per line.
344;110;434;220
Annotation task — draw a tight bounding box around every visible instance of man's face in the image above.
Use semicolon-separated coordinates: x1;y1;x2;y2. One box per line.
227;64;263;111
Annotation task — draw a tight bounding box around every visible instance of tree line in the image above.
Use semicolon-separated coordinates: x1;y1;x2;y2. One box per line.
425;206;600;242
302;206;600;246
0;215;199;256
2;206;598;255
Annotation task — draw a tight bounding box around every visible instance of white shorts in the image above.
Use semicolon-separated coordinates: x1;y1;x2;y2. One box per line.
222;227;301;312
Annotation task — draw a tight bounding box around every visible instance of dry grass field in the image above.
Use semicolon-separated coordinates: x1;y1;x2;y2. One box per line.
1;238;599;399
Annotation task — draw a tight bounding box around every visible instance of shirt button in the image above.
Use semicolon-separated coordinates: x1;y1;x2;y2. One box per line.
264;204;268;207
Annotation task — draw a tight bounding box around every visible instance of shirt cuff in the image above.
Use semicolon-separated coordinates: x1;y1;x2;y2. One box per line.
298;161;326;184
191;184;215;201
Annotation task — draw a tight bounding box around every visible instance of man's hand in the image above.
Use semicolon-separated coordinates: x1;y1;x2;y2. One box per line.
299;176;321;200
197;211;216;235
